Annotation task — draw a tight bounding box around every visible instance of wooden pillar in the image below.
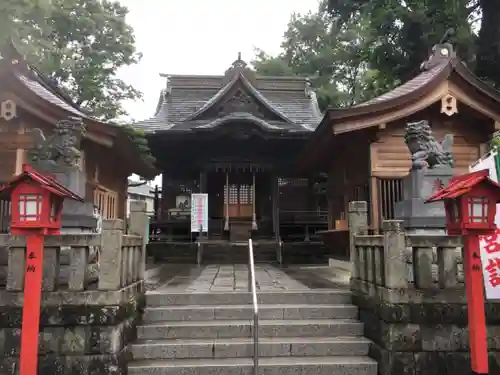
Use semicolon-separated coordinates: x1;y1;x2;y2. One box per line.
307;177;314;210
224;171;229;231
272;175;280;241
153;185;160;220
252;170;258;230
370;176;379;231
160;173;170;220
199;170;207;193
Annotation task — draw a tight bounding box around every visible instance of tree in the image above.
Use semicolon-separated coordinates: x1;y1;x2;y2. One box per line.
252;6;374;110
475;0;500;88
327;0;476;84
255;0;500;109
3;0;142;121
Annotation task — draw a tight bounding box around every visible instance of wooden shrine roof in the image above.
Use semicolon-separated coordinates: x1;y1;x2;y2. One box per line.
133;54;323;136
0;41;158;179
296;43;500;171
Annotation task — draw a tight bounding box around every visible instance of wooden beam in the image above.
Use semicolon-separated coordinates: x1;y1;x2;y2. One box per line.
5;92;115;147
448;82;500;123
334;82;449;134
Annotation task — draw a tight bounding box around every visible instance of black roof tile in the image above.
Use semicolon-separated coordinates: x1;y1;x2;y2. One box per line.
134;59;322;134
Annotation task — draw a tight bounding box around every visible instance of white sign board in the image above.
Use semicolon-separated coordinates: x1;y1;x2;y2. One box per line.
470;150;500;299
191;193;208;233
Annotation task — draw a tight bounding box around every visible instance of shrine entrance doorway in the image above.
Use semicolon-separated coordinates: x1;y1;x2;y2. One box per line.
223;173;254;241
226;183;253;218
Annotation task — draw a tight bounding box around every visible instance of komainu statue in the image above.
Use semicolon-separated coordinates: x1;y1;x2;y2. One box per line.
30;116;86;167
404;120;454;170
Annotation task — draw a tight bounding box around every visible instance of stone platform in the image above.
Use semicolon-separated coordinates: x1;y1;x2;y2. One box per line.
152;264;309;292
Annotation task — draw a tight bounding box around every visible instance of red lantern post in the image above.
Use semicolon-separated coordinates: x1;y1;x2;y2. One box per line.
427;169;500;375
0;164;83;375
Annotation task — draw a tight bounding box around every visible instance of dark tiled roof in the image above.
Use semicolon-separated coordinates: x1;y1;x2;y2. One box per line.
133;64;322;134
17;73;89;118
353;62;449;108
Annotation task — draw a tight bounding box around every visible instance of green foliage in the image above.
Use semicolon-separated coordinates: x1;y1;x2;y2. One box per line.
328;0;475;83
2;0;142;121
122;124;156;165
255;0;500;110
490;131;500;150
252;1;387;110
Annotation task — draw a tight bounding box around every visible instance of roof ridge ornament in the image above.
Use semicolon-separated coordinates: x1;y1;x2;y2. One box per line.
224;52;256;84
421;28;456;71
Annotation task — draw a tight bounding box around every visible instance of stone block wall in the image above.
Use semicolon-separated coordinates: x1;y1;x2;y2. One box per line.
0;201;148;374
0;285;144;374
348;201;500;375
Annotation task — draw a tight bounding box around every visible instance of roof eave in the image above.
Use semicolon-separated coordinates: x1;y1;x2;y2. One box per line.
453;61;500;104
326;65;452;123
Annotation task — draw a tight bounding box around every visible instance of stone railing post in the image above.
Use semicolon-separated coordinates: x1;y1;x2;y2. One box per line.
382;220;408;289
348;201;368;279
128;200;149;280
98;219;124;290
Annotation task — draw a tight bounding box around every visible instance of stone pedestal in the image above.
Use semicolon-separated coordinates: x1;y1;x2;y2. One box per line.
33;161;97;231
394;167;453;233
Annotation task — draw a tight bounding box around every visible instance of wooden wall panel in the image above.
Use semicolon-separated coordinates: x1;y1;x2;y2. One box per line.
327;133;371;228
371;114;487;177
83;140;128;219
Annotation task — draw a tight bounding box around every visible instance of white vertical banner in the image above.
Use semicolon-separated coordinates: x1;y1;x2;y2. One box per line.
470;149;500;299
191;193;208;233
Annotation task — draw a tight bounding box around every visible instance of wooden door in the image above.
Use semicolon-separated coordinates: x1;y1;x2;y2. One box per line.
225;183;253;218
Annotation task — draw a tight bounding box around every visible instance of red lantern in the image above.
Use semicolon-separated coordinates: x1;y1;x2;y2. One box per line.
426;168;500;375
430;169;500;236
0;164;82;235
0;164;83;375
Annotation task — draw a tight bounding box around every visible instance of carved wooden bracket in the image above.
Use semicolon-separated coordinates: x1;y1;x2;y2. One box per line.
441;94;458;116
0;100;16;121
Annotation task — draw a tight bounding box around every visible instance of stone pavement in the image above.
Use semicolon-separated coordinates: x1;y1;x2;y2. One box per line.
154;264;309;292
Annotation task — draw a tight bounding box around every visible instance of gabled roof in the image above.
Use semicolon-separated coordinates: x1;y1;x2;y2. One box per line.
0;41;159;179
133;55;322;135
325;43;500;131
0;164;83;201
296;43;500;171
426;169;500;202
184;72;293;123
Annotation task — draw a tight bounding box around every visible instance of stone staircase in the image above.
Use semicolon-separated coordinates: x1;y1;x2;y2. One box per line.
128;289;377;375
201;242;277;264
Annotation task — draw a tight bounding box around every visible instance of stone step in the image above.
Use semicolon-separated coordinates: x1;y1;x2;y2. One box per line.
137;319;363;340
131;336;371;359
128;356;377;375
143;304;358;322
145;289;351;306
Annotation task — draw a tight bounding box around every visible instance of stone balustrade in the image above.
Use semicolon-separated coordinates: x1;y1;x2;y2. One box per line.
347;201;500;375
0;200;149;375
353;222;464;297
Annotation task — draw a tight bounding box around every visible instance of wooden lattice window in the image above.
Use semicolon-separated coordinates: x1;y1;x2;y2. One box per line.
94;187;118;219
224;184;252;204
377;178;404;221
239;184;252;204
224;184;239;204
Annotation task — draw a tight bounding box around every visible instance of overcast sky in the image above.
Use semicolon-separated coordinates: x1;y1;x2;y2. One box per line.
117;0;319;122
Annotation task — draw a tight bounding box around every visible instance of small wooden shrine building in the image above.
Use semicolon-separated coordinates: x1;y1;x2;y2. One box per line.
0;42;157;223
298;43;500;240
134;55;326;250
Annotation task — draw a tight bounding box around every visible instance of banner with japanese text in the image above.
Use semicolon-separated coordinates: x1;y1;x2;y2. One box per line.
190;193;208;233
470;149;500;299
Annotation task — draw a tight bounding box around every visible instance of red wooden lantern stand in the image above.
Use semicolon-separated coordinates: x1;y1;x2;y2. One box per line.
427;169;500;375
0;164;82;375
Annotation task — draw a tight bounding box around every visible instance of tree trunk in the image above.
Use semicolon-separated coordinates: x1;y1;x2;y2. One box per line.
476;0;500;86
